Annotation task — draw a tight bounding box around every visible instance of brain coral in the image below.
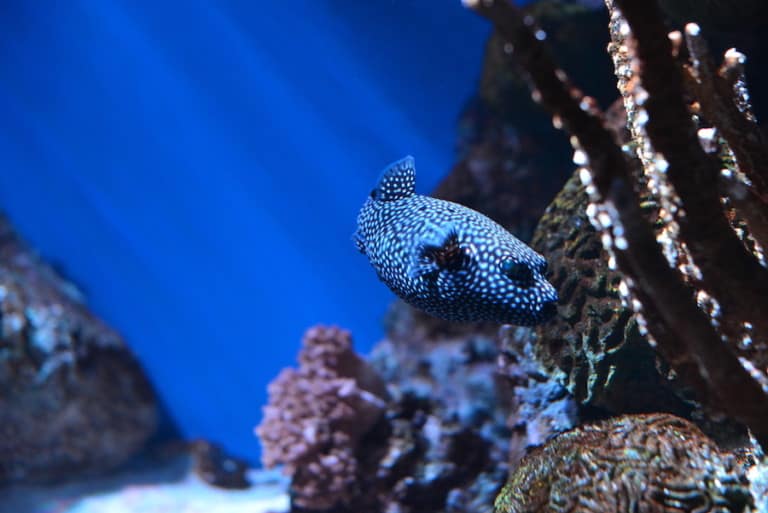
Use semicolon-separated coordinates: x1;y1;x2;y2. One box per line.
495;413;753;513
529;170;689;415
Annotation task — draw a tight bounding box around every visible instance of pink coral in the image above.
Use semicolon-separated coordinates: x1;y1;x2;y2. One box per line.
256;325;388;510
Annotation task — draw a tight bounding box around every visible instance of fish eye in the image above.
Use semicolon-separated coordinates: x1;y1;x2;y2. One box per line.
501;259;533;285
370;189;378;200
538;260;548;275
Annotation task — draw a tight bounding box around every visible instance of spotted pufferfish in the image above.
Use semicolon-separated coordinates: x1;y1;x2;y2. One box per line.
354;156;558;326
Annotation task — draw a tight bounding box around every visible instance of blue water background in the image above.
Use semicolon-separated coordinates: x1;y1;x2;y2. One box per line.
0;1;488;463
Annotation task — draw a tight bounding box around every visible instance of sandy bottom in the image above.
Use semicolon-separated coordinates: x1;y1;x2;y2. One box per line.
0;457;289;513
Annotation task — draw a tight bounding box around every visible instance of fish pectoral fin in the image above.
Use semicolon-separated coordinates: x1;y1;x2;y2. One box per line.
418;229;468;272
409;257;439;281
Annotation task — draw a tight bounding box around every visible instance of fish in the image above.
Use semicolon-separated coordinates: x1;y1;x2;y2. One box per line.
354;156;558;326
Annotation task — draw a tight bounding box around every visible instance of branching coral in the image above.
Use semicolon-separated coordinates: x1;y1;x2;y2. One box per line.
606;0;768;340
255;325;388;510
464;0;768;450
680;26;768;251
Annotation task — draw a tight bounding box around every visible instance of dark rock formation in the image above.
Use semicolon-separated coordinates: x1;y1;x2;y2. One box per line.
366;308;513;513
0;216;157;483
496;325;578;468
494;413;753;513
190;439;251;490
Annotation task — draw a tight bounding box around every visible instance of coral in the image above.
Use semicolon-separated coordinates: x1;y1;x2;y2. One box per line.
256;325;388;510
0;215;157;483
372;309;509;433
367;311;513;513
749;455;768;513
528;169;690;415
259;319;515;512
494;413;753;513
605;0;768;444
464;0;768;449
496;325;578;467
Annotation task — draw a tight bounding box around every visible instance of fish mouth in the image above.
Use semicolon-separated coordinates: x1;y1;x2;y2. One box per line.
535;280;559;323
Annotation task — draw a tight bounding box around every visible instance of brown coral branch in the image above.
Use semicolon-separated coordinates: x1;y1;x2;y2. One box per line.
612;0;768;343
464;0;768;449
607;179;768;449
681;29;768;251
684;29;768;207
719;173;768;254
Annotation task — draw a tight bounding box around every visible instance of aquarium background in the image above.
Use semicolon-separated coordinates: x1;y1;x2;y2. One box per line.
0;2;489;464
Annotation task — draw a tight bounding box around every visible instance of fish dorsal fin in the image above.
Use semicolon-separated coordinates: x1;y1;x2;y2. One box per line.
372;156;416;202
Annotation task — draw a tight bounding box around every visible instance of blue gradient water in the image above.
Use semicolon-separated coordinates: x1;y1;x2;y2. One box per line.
0;2;488;463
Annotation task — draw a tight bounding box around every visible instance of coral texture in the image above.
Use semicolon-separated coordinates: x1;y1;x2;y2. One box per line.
529;170;689;415
0;216;157;483
496;325;578;467
367;304;513;513
495;413;753;513
749;457;768;513
259;311;518;512
256;325;388;510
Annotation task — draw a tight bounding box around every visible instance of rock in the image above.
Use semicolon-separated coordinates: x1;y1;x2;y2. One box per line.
190;439;251;490
364;314;512;513
0;216;157;483
496;326;578;468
